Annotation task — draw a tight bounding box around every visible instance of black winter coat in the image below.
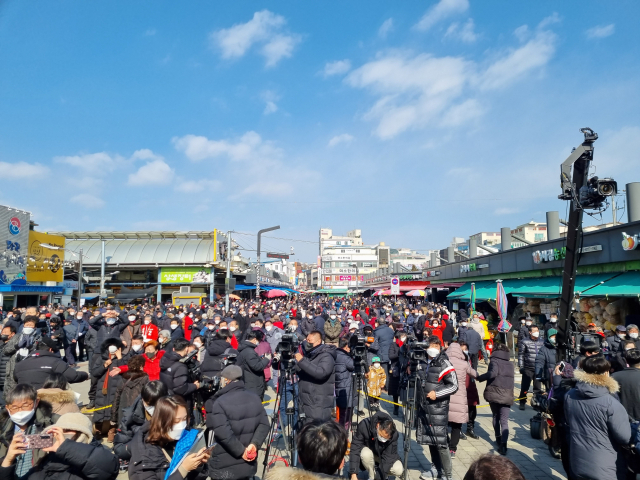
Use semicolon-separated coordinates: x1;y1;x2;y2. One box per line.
518;336;544;371
90;313;129;350
373;325;394;362
612;367;640;421
14;351;88;390
159;350;197;398
295;343;336;422
442;320;455;343
205;381;269;480
349;412;400;480
388;341;405;397
535;341;557;384
334;348;354;409
128;424;207;480
0;342;10;389
0;439;119;480
236;341;270;399
201;338;233;379
415;351;458;447
91;351;127;423
111;372;149;428
457;327;483;356
477;349;514;405
113;396;148;460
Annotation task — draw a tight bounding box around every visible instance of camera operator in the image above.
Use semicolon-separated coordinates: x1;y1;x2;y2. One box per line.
159;337;200;400
236;330;271;400
201;329;236;381
570;340;601;369
415;336;458;480
335;337;354;428
205;365;269;480
349;413;402;480
517;325;544;411
294;331;336;423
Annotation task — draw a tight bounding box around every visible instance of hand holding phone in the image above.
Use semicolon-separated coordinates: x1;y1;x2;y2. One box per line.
24;434;54;450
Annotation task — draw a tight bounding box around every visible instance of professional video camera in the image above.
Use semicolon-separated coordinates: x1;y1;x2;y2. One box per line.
405;335;429;363
578;176;618;210
276;332;300;370
348;334;375;371
179;349;201;383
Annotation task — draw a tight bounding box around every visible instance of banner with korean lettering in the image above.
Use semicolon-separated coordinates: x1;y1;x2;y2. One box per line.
160;267;212;284
0;205;31;285
27;231;65;282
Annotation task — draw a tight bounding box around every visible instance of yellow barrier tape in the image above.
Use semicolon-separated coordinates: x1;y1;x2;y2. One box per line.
262;399;277;405
81;404;112;413
356;391;533;409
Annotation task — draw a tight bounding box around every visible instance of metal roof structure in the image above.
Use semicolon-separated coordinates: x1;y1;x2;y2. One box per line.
51;232;218;267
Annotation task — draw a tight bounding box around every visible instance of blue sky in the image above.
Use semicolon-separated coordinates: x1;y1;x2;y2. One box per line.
1;0;639;262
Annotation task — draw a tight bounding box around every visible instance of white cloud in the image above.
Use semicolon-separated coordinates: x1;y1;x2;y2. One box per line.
538;12;561;29
173;131;282;162
586;24;615;39
128;159;174;186
54;152;121;173
210;10;301;67
175;179;222;193
323;59;351;77
494;207;519;215
328;134;355;147
444;19;478;43
478;29;556;90
414;0;469;31
130;149;164;162
0;161;49;178
70;194;105;209
261;90;280;115
513;25;529;42
378;18;394;38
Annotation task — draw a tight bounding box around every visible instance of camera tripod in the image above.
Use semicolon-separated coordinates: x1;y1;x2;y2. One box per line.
349;358;373;433
262;358;300;475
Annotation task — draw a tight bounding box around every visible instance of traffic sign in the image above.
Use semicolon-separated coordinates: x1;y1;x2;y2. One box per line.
390;275;400;295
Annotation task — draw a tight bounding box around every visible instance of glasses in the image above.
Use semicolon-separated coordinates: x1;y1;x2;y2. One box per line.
7;402;34;414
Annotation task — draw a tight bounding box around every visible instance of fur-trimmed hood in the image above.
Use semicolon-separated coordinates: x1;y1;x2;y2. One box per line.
574;369;620;395
37;388;76;405
264;466;338;480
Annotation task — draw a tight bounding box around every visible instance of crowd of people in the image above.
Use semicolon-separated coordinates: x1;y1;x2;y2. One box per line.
0;297;637;480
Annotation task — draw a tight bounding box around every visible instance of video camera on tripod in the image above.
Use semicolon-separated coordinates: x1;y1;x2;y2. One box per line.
405;335;429;364
276;330;301;370
348;334;374;371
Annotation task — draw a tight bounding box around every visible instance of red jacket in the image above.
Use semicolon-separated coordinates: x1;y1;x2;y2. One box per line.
141;323;158;342
230;334;239;350
429;322;445;343
183;315;194;341
143;350;165;381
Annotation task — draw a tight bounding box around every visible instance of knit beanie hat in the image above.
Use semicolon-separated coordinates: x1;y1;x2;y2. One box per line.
371;357;381;363
547;328;558;339
55;412;92;444
221;365;243;381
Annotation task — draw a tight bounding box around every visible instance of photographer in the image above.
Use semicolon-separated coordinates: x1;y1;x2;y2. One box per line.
236;331;271;400
349;413;402;480
415;336;458;480
517;325;543;410
294;331;336;423
159;338;200;400
201;329;236;381
205;366;269;480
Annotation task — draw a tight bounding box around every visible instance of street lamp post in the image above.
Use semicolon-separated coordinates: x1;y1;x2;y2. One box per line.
255;226;280;300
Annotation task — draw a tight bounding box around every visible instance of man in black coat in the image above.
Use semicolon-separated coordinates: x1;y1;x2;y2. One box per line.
205;365;269;480
457;320;485;369
14;337;88;390
236;330;270;400
612;348;640;421
335;338;355;428
373;318;394;391
313;308;326;338
294;331;336;423
517;325;544;410
159;337;200;398
349;412;402;480
201;329;236;380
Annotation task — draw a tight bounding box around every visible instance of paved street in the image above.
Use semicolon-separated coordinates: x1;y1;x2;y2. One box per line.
76;359;566;480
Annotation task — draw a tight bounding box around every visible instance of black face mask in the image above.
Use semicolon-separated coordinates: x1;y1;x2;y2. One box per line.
146;352;156;359
0;335;8;341
303;341;316;352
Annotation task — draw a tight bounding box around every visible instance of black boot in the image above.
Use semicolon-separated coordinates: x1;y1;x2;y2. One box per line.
495;434;502;445
466;423;479;439
499;442;508;455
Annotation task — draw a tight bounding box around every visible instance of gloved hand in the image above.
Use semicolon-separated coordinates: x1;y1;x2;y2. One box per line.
519;367;525;374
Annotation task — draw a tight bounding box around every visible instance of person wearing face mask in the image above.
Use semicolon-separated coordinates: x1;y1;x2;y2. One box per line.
89;307;129;355
543;313;559;337
141;315;159;343
0;384;57;472
111;356;149;447
415;336;458;480
169;320;185;342
606;325;628;355
366;357;386;412
120;314;142;356
457;319;485;370
61;317;79;367
159;338;200;408
626;324;640;349
13;336;88;391
129;395;211;480
294;331;337;424
564;356;631;480
517;317;532;346
74;313;89;363
236;331;271;400
323;310;343;346
157;330;173;353
91;338;128;441
204;365;268;480
348;413;401;480
312;308;326;339
113;381;168;469
299;311;317;338
517;325;544;410
534;328;558;391
388;331;407;416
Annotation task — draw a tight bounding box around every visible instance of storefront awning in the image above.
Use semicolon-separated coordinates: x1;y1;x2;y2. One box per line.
579;272;640;297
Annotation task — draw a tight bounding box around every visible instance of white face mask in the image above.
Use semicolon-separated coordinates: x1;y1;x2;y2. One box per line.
427;348;440;358
330;315;336;320
193;342;202;349
76;317;83;321
531;332;540;338
618;333;626;339
108;346;118;354
144;404;155;416
9;407;36;426
400;336;407;342
22;327;34;335
377;429;389;443
525;322;532;326
630;333;639;339
207;325;216;330
550;318;557;323
170;324;178;330
432;323;439;328
132;344;142;352
106;318;116;325
460;322;467;327
229;326;237;332
169;420;187;440
128;315;136;321
265;326;273;332
179;313;185;319
374;362;381;368
144;320;151;325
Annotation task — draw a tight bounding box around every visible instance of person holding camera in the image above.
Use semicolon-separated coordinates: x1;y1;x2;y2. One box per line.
517;324;544;410
294;331;336;424
349;412;402;480
205;365;269;480
236;331;271;401
159;338;200;411
416;336;458;480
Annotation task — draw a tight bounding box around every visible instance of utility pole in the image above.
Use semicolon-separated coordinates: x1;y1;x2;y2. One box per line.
225;231;231;311
557;129;598;360
99;240;106;301
78;248;83;308
255;225;280;300
612;195;617;226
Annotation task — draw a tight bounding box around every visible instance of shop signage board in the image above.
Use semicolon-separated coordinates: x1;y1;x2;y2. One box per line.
27;231;65;283
460;263;489;273
423;270;440;278
390;276;400;294
533;245;602;264
0;205;30;285
160;267;212;284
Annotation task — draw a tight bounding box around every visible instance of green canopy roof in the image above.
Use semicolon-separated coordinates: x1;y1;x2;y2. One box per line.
580;272;640;297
